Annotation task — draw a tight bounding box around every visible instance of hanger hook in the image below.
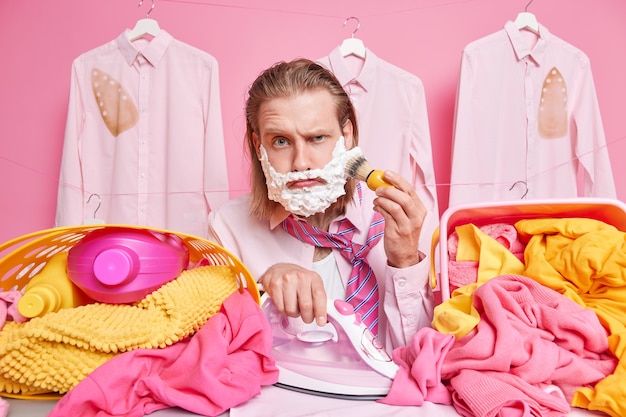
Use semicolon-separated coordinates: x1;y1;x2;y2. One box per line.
138;0;155;19
343;16;360;38
524;0;534;12
508;180;529;199
86;193;102;219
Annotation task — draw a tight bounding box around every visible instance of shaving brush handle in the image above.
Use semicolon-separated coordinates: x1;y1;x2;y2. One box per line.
366;170;393;190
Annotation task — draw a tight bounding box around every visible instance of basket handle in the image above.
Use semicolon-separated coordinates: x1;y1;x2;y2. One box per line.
429;226;440;290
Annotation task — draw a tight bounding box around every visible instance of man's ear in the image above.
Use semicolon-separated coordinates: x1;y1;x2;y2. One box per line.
342;119;354;148
252;132;262;159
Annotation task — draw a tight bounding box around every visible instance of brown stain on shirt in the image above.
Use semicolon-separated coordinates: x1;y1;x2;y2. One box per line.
91;69;138;137
538;67;568;139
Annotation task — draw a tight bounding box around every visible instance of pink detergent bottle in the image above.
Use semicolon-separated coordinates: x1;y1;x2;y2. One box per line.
66;227;189;304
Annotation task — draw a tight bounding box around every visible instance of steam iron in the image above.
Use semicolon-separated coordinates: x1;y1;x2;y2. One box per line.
262;295;399;400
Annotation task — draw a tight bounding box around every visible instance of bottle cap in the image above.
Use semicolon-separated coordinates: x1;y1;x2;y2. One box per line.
93;247;139;286
17;286;62;318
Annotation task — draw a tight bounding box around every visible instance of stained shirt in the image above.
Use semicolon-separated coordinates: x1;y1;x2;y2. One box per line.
207;186;435;352
317;48;439;255
55;30;228;238
449;21;616;207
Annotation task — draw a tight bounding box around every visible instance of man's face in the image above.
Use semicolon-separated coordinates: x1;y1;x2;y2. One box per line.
253;89;353;183
252;89;355;217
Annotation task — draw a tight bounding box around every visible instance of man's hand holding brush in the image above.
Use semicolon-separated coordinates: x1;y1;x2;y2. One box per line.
371;170;426;268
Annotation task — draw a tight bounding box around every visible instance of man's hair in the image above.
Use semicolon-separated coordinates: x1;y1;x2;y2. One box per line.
245;58;359;220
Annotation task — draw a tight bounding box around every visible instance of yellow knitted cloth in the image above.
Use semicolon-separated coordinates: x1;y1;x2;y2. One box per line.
0;265;239;395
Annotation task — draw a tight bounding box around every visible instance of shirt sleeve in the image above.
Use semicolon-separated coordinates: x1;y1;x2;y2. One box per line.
202;58;230;213
55;58;86;227
382;257;435;349
409;77;439;225
572;57;616;198
449;47;477;208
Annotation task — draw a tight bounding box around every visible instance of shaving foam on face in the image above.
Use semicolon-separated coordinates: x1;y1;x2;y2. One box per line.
260;136;359;217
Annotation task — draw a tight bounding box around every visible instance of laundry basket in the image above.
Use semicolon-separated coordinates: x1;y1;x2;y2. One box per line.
0;224;260;304
431;197;626;302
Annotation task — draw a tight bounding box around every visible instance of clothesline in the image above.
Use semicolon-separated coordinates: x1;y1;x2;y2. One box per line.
2;133;624;196
157;0;482;19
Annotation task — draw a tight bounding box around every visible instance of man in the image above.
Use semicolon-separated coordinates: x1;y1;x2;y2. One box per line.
208;58;433;350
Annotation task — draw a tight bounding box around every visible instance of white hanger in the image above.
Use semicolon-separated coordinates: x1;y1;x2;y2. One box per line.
128;0;161;41
339;17;366;59
514;0;539;34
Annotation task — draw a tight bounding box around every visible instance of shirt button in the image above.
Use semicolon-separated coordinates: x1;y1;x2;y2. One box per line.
397;278;406;288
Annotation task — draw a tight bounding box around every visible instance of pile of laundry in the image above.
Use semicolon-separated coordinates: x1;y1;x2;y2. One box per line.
384;218;626;417
0;264;278;417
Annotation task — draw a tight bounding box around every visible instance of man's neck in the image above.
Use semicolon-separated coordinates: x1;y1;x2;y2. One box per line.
302;203;344;231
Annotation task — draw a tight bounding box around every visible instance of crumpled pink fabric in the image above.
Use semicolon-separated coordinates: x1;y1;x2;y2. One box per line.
442;275;616;416
378;327;455;406
48;290;279;417
447;223;526;292
449;369;570;417
0;397;8;417
0;291;27;329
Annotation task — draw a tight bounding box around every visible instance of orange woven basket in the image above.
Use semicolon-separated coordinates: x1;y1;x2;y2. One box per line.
0;224;260;304
0;224;259;401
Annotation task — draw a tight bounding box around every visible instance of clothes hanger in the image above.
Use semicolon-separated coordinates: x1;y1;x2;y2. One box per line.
84;193;105;225
339;17;366;59
128;0;161;41
514;0;540;35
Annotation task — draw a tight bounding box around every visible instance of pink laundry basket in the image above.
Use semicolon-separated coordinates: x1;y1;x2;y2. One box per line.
431;198;626;302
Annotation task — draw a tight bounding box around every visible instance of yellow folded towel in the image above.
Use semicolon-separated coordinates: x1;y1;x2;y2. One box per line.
0;265;239;395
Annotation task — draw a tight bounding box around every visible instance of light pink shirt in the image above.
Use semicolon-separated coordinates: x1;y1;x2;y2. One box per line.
55;30;228;238
208;186;435;351
317;48;439;256
449;22;616;207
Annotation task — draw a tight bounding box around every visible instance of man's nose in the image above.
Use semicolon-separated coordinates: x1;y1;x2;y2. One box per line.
291;142;311;172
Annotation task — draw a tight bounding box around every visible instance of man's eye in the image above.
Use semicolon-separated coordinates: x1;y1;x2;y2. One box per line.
311;135;325;142
273;137;288;147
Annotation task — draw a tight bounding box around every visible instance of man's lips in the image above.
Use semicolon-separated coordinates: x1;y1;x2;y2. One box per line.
287;178;326;189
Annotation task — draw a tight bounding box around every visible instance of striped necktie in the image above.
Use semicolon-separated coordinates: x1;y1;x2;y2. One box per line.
282;207;385;335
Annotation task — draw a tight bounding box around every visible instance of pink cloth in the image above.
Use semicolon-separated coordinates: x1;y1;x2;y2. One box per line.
379;327;455;406
48;290;279;417
450;369;570;417
447;223;526;292
55;30;228;237
449;22;615;206
0;397;7;417
0;291;27;328
442;275;616;414
316;47;439;241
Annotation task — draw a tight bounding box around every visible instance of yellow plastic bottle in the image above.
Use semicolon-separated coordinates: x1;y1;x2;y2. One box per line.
17;251;93;318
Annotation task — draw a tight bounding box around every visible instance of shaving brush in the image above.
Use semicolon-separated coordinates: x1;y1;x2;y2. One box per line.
345;149;393;190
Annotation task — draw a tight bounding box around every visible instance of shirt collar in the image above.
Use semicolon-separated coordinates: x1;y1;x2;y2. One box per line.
324;47;378;92
268;186;364;232
504;20;548;65
115;29;173;67
269;205;291;230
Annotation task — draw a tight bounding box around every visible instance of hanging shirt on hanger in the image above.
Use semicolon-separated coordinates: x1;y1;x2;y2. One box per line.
317;47;439;256
55;30;229;238
449;21;616;207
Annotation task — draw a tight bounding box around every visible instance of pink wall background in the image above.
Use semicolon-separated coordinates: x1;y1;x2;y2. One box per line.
1;0;625;244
